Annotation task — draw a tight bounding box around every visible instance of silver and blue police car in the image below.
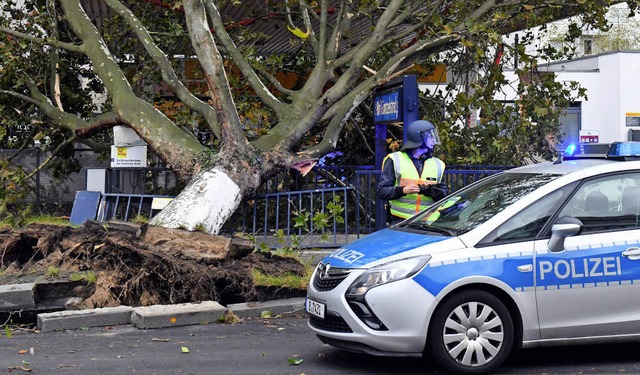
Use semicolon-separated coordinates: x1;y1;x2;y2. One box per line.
306;141;640;374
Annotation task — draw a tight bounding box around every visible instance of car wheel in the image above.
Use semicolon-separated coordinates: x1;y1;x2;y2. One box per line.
428;290;514;375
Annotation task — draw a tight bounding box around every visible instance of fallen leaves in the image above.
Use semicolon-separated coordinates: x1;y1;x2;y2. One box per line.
288;355;303;365
6;366;31;373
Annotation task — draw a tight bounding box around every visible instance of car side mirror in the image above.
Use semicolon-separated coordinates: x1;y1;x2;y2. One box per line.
548;216;583;253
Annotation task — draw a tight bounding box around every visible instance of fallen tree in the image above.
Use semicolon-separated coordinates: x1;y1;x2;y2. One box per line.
1;0;633;241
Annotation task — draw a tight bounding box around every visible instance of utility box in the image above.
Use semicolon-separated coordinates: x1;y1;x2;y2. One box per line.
86;168;107;193
113;125;146;147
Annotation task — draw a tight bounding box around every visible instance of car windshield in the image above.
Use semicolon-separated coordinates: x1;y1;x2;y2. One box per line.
396;172;561;236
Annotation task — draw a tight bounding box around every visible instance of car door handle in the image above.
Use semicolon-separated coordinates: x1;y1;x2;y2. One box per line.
517;264;533;272
622;247;640;260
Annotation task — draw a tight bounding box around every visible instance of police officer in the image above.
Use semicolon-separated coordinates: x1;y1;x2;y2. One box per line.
376;120;448;224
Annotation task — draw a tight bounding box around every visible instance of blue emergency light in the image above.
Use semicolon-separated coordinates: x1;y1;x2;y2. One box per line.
606;141;640;160
563;141;640;161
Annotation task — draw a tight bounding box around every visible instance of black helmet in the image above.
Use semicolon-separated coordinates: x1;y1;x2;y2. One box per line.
401;120;440;150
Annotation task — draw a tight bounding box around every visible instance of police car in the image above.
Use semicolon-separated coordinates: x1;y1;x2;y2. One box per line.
306;141;640;374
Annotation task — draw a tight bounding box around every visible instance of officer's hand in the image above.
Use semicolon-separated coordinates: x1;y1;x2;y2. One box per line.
429;183;448;201
402;185;420;195
418;184;431;196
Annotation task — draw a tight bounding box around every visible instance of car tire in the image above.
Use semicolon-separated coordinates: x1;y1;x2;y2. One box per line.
428;290;514;375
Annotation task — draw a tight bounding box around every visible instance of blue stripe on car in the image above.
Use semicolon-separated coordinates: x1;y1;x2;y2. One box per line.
320;228;448;268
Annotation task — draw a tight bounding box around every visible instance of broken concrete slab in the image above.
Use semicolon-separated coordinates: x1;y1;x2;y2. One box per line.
131;301;226;329
37;305;134;332
0;283;35;312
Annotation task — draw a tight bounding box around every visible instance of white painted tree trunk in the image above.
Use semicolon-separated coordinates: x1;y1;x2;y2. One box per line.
150;168;242;234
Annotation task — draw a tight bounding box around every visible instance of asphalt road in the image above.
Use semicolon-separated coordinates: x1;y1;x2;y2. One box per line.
3;313;640;374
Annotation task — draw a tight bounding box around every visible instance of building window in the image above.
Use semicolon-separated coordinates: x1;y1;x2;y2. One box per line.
583;38;593;55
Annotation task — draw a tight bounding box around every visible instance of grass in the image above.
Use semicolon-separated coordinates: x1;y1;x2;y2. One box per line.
70;271;98;284
131;214;149;224
1;215;70;229
45;266;60;277
22;215;70;226
251;263;314;290
194;223;208;232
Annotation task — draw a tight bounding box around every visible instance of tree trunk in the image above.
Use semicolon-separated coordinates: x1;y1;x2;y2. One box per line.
149;147;294;235
150;168;243;234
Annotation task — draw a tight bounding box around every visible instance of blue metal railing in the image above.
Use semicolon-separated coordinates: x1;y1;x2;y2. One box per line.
97;193;173;222
241;165;511;249
91;165;512;248
249;187;356;249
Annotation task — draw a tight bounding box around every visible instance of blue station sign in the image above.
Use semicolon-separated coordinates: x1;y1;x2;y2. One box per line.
373;90;400;123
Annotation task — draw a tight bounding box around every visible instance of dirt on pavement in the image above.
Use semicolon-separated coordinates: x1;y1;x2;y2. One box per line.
0;221;307;309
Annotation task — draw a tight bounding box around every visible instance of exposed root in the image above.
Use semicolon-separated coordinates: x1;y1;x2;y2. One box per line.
0;223;306;307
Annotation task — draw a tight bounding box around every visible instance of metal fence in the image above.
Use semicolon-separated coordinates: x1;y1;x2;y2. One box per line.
97;193;174;222
239;165;512;249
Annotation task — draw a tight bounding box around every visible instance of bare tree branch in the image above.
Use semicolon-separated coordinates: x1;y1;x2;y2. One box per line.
0;26;84;53
58;0;205;180
326;0;349;61
317;0;329;67
255;69;294;96
201;0;285;114
296;0;320;55
74;111;123;138
184;0;247;146
103;0;222;139
24;134;78;181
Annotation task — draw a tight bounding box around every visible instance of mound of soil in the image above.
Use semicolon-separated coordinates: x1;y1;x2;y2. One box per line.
0;221;307;309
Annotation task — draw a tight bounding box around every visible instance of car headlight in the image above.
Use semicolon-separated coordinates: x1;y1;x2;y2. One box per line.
345;255;431;297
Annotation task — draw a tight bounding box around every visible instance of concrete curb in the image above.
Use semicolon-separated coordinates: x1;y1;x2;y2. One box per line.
34;297;308;332
131;301;227;329
0;283;35;311
38;306;134;332
227;297;305;318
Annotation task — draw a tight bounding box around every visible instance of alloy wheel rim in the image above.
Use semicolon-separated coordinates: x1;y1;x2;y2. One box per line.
442;301;504;367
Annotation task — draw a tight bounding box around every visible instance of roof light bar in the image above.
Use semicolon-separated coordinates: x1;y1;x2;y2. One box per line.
607;141;640;160
562;143;609;159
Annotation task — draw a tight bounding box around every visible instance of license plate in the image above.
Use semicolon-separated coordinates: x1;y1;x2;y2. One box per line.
305;298;325;319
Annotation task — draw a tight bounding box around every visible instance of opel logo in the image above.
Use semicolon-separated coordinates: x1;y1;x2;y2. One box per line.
318;262;331;279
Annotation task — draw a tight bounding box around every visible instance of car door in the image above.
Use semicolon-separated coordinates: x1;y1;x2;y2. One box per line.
535;172;640;339
479;184;577;341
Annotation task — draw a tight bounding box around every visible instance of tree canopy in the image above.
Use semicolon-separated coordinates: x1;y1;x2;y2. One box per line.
1;0;634;232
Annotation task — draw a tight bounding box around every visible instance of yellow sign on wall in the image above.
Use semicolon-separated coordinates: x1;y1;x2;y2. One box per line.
412;64;447;83
626;112;640;127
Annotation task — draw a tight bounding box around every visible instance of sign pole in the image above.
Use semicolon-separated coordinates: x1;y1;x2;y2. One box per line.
372;75;419;230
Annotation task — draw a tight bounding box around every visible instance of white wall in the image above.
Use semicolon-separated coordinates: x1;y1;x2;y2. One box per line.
618;53;640;141
547;52;640;144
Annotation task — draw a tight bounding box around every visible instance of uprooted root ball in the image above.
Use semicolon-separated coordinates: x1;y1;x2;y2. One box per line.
0;222;306;308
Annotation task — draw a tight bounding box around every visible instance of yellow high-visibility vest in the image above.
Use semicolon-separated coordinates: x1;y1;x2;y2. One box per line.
383;151;445;219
